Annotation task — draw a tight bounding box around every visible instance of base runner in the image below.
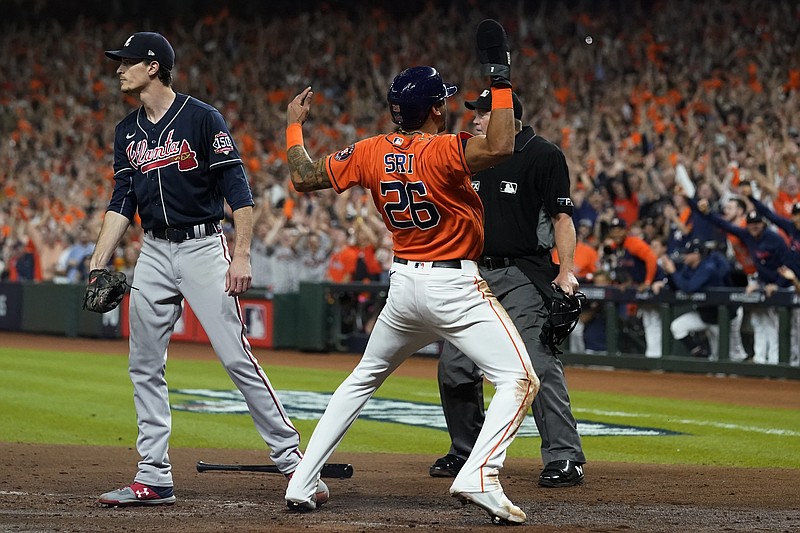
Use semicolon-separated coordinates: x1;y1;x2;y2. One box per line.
283;20;539;525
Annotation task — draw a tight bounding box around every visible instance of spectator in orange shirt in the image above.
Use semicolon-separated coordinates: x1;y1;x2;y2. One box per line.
571;219;599;281
606;175;639;228
773;174;800;219
326;222;382;283
339;222;383;283
325;227;352;283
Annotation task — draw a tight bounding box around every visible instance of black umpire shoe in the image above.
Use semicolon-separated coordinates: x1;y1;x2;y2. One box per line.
429;454;466;478
538;460;585;487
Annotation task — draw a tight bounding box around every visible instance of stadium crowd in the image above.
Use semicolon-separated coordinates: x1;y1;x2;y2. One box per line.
1;0;799;363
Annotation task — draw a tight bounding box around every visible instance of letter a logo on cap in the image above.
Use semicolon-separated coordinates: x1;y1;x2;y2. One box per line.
124;35;133;47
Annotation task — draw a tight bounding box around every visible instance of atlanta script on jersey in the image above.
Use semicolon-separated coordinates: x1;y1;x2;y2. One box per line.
107;93;253;230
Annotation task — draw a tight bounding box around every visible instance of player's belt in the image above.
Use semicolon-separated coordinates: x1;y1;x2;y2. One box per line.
149;222;221;243
480;256;513;270
393;256;462;269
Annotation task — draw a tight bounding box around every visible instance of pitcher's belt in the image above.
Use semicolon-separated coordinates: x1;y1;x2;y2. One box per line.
148;222;221;243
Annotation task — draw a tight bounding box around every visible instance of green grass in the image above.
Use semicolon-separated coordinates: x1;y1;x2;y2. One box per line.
1;347;798;468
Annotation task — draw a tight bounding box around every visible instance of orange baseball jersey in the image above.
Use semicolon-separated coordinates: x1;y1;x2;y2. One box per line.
325;131;483;261
728;219;757;275
621;235;658;284
774;190;800;219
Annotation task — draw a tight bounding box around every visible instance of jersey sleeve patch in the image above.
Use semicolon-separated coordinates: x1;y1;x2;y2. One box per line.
334;143;355;161
213;131;234;155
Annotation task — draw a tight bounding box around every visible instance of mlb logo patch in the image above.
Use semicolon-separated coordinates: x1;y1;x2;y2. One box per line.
500;181;517;194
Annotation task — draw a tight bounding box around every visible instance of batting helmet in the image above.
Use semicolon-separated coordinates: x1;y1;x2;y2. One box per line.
387;66;457;130
540;285;586;355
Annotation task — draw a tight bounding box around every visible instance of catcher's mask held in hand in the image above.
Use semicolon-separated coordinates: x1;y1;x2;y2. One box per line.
540;285;585;355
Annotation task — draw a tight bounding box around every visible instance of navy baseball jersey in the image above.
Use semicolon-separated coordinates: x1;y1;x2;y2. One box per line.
703;211;800;286
750;196;800;254
107;93;254;229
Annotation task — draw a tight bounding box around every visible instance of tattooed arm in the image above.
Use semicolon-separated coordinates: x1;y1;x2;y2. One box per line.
286;87;333;192
286;146;332;192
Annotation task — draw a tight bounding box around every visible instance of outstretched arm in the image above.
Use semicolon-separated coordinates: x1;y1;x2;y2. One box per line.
746;191;794;235
688;197;746;239
286;87;333;192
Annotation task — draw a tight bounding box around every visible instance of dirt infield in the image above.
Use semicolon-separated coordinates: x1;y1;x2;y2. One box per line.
1;332;799;532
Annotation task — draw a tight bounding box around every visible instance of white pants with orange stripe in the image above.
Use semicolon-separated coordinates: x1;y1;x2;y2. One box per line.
286;259;537;502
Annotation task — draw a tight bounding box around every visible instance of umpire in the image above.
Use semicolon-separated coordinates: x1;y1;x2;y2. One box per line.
432;89;586;487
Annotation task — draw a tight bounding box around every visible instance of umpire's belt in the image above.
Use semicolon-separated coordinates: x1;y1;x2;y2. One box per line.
480;256;514;270
148;222;221;243
393;256;462;269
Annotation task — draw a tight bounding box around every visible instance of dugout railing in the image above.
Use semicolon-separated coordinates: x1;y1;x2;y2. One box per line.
2;280;799;380
315;282;800;380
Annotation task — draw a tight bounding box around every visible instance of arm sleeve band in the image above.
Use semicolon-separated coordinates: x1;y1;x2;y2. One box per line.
286;123;304;149
491;87;513;109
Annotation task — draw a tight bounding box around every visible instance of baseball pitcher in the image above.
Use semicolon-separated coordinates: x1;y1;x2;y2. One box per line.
88;32;326;507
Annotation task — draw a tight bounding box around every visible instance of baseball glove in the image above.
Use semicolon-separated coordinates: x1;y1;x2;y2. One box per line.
82;269;129;313
476;18;511;88
540;285;586;355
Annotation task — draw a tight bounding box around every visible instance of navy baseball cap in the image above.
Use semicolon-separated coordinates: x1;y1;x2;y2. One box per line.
465;89;524;120
105;32;175;71
608;217;627;229
682;239;705;255
745;211;764;224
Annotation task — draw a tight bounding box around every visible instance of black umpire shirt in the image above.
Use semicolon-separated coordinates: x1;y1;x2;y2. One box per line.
471;125;574;258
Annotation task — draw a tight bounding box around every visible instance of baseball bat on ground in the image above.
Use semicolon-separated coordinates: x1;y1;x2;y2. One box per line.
196;460;354;479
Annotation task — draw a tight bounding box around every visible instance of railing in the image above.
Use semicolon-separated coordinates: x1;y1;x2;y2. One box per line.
3;280;797;379
322;282;800;380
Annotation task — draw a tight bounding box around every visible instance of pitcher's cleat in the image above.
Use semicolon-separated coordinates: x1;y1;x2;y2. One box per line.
98;482;176;507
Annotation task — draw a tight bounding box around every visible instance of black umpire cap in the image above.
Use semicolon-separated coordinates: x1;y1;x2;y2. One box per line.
465;89;524;120
105;32;175;71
